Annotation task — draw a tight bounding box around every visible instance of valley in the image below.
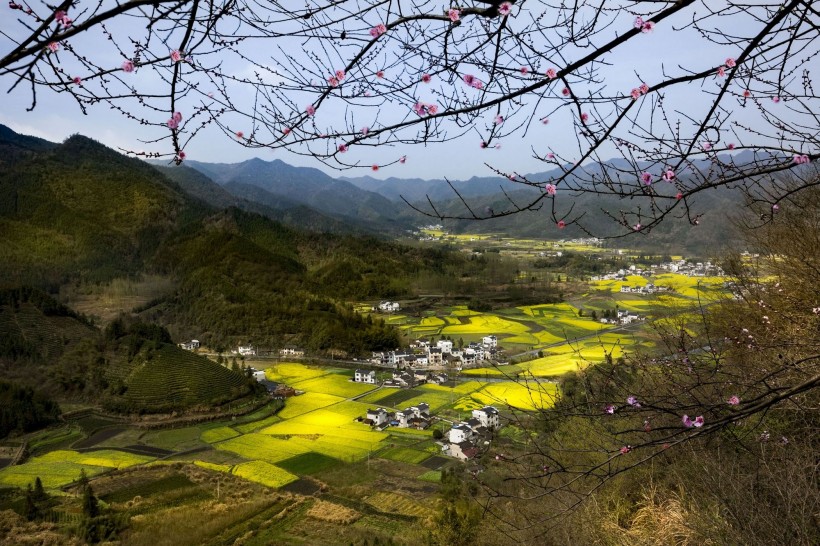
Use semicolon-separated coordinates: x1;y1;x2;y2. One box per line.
2;124;797;546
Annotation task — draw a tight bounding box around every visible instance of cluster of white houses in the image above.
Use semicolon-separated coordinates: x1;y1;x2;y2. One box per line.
374;301;401;313
354;369;450;388
364;403;431;430
369;336;500;370
598;309;643;325
444;406;501;460
594;260;725;283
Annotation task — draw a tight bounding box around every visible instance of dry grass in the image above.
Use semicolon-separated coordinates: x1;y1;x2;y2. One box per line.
306;499;361;524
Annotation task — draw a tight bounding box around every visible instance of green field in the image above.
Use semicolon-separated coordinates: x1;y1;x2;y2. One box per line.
0;449;154;489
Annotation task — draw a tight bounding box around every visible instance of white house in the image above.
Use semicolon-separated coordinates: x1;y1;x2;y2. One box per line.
448;424;474;444
436;340;453;354
237;345;256;356
448;441;480;460
354;369;376;384
472;406;500;429
482;335;498;348
366;408;389;427
252;370;266;382
179;339;200;351
378;301;400;312
279;347;304;357
428;347;443;366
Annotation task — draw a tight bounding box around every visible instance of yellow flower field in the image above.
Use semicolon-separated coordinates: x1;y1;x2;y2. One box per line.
291;374;378;398
0;449;153;489
232;461;298;488
201;426;240;444
277;392;346;419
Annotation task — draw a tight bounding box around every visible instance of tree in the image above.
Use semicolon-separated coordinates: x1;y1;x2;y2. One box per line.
1;1;816;236
82;484;99;519
33;476;47;503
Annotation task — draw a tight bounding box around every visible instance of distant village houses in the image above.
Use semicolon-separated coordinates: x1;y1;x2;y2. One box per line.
354;369;376;384
279;347;305;357
178;339;200;351
234;345;256;357
443;405;501;460
376;301;401;313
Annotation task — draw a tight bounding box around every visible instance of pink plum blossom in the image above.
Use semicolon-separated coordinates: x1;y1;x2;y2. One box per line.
170;50;182;62
399;156;406;164
727;395;740;405
47;42;59;53
634;224;642;231
376;70;384;78
634;17;644;29
743;89;751;97
604;404;615;414
173;112;182;123
72;76;82;85
463;74;475;86
541;117;549;124
546;153;555;159
545;68;557;79
580;112;589;123
448;9;460;22
627;396;640;407
361;126;370;135
630;88;641;100
371;164;379;171
693;416;704;427
703;142;712;151
306;104;315;116
725;57;736;68
122;60;134;73
327;76;339;87
235;131;244;138
772;204;780;212
772;96;781;103
561;87;570;96
480;141;488;149
793;154;810;164
177;151;186;160
639;83;649;94
498;2;512;16
662;169;675;182
494;115;504;125
557;220;566;229
641;172;653;185
167;118;179;130
727;143;735;150
545;183;557;195
620;446;631;454
369;24;387;38
421;74;431;83
642;21;654;33
717;66;726;78
337;143;348;153
682;414;693;427
520;67;529;75
335;69;346;81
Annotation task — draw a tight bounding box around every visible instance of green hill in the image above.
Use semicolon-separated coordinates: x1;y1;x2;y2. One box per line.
104;343;252;413
0;125;474;355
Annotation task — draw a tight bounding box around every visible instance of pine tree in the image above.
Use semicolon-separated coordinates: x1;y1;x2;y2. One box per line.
33;476;47;502
82;485;99;518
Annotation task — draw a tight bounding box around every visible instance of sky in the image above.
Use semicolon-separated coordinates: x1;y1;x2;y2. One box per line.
0;1;791;181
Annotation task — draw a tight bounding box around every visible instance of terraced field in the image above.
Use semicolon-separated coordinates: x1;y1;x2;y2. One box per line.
111;344;251;411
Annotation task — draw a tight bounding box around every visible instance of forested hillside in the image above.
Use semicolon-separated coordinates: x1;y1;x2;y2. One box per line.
0;126;487;355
